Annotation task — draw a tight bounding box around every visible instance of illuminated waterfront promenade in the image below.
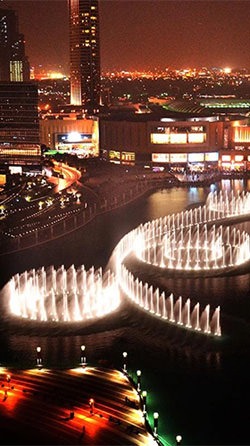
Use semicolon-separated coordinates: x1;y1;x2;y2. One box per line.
0;365;159;446
1;184;250;445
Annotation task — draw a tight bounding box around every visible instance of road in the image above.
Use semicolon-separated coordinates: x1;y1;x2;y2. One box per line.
1;162;98;241
0;366;158;445
48;162;82;193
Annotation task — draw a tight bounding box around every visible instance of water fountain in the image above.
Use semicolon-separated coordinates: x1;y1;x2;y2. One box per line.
8;265;120;323
7;190;250;337
119;264;221;336
111;190;250;338
206;189;250;218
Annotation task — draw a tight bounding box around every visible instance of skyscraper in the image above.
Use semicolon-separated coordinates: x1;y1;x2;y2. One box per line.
69;0;100;113
0;8;30;82
0;82;41;170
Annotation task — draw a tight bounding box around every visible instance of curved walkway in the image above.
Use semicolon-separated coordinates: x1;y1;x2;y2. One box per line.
0;365;161;446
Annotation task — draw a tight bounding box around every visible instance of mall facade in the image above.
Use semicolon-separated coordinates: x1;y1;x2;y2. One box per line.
99;114;250;172
40;113;99;158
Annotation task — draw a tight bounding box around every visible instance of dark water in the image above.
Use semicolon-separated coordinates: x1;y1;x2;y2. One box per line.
1;181;250;445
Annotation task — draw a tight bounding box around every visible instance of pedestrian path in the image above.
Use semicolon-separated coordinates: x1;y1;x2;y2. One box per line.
0;365;159;445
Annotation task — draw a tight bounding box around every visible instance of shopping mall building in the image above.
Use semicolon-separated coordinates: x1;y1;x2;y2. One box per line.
39;113;99;158
38;98;250;172
99;112;250;172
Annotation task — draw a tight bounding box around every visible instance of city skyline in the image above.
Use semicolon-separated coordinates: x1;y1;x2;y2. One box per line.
1;0;250;73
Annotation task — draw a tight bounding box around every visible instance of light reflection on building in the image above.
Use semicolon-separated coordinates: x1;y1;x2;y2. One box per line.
233;126;250;143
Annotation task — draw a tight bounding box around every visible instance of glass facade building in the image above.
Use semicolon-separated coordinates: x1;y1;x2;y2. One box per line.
0;82;40;167
69;0;100;113
0;8;30;82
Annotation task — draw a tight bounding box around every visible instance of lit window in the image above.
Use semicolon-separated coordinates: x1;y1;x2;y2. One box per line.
235;155;244;162
222;155;231;162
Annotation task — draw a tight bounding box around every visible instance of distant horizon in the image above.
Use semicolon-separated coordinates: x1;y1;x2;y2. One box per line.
32;65;250;79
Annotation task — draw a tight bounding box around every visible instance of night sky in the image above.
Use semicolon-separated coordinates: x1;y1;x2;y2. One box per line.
1;0;250;72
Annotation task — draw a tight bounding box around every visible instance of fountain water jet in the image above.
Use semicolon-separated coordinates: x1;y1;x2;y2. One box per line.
8;265;120;323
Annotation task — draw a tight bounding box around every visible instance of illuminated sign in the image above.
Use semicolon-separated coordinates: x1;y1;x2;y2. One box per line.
190;126;204;132
9;165;22;174
170;153;187;163
121;152;135;161
205;152;219;161
109;151;121;160
67;132;82;142
151;134;169;144
0;174;6;185
235;155;244;162
222;155;231;162
188;133;206;144
55;132;98;158
188;153;204;162
152;153;170;162
151;132;206;145
170;133;187;144
57;133;92;143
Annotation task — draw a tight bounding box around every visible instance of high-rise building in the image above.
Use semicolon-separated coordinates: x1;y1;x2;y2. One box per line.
69;0;100;113
0;8;30;82
0;82;41;170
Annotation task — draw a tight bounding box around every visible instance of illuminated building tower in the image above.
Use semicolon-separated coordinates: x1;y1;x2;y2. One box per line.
0;82;41;170
69;0;100;113
0;8;30;82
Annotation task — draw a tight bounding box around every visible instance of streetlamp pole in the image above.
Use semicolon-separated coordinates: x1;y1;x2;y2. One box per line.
142;390;147;415
89;398;95;414
136;370;141;392
80;345;86;367
153;412;159;436
122;351;127;372
6;374;11;394
36;346;42;368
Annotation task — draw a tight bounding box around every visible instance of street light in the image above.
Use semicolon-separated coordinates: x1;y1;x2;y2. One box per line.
89;398;95;414
80;345;87;366
136;369;141;392
153;412;159;437
176;434;182;445
6;374;11;392
36;346;42;368
142;390;147;415
122;351;127;372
